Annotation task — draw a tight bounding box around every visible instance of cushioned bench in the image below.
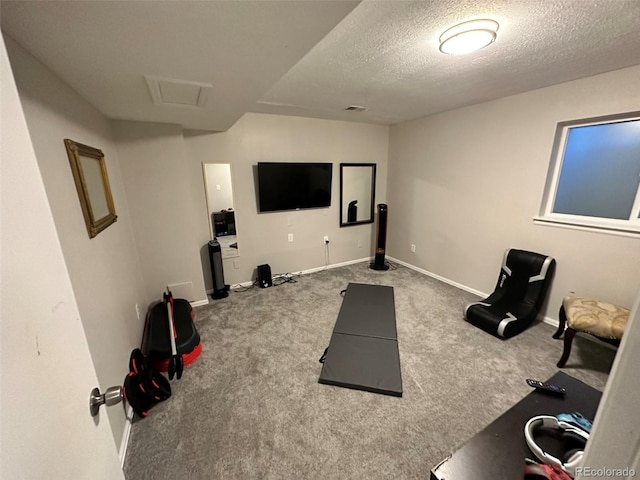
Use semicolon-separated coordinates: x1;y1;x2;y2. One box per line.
553;296;630;367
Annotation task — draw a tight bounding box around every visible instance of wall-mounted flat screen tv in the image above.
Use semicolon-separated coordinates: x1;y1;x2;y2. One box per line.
257;162;333;212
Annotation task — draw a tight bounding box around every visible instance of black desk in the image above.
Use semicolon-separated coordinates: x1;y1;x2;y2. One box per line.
431;372;601;480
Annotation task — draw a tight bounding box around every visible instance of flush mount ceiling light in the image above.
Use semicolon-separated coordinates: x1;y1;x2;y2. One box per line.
439;19;499;55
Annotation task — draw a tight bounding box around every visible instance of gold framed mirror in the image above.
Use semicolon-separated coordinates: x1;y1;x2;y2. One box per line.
64;139;117;238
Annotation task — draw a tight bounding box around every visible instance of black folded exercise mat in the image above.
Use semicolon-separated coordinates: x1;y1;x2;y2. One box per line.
319;283;402;397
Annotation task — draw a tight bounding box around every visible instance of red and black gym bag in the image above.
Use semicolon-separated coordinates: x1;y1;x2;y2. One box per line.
123;348;171;418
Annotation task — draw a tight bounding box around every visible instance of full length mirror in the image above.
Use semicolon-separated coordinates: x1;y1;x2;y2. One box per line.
340;163;376;227
203;163;239;259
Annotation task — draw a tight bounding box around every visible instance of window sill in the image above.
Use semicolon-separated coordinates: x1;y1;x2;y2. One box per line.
533;216;640;238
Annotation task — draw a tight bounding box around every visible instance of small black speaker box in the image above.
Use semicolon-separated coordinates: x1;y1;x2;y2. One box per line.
257;264;273;288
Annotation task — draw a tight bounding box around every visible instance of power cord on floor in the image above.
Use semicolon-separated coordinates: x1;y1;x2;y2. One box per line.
231;271;302;292
272;272;300;286
324;240;330;268
231;280;257;292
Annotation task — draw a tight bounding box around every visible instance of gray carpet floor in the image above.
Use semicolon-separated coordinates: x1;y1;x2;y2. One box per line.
123;262;614;479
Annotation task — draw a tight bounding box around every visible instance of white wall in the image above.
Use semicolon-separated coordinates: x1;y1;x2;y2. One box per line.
579;292;640;478
1;34;123;480
184;113;389;287
388;65;640;318
205;163;234;214
112;121;210;302
113;114;389;296
4;35;148;449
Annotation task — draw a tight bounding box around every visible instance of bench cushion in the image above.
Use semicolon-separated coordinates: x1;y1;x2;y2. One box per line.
564;296;630;339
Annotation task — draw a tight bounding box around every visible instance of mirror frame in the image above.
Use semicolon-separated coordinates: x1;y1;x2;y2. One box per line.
340;163;376;227
202;162;240;259
64;139;117;238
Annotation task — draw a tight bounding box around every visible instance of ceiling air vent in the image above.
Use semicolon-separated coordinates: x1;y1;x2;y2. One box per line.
145;75;212;108
344;105;368;112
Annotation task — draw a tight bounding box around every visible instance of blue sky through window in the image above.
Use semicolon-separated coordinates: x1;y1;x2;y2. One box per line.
553;119;640;220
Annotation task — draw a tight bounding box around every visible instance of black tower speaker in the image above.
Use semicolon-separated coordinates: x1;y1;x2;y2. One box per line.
257;264;273;288
370;203;389;271
208;239;229;299
347;200;358;223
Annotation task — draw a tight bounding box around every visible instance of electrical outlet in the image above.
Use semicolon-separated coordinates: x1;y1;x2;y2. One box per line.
135;303;141;320
357;239;363;248
324;235;329;244
233;260;240;269
288;233;294;242
411;244;416;253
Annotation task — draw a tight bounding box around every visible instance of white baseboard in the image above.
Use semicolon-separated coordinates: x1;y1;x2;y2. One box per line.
190;299;209;308
206;257;375;292
201;256;622;355
203;254;572;334
386;256;487;298
386;257;620;347
387;256;561;330
202;254;571;332
540;315;560;330
294;256;373;276
119;404;134;468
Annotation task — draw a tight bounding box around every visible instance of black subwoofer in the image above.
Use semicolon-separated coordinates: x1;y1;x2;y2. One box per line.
257;264;273;288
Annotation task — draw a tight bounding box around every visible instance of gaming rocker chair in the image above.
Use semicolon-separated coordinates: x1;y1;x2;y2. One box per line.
464;249;555;339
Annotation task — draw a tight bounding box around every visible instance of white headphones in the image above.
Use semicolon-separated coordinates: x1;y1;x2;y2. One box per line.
524;415;589;478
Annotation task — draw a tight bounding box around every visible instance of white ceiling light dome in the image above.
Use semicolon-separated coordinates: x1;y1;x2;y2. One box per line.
439;19;499;55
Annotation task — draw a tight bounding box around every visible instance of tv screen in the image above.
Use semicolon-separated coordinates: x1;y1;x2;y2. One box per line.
257;162;333;212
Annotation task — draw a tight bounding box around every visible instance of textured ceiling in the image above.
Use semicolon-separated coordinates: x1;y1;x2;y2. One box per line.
2;0;640;131
254;0;640;124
